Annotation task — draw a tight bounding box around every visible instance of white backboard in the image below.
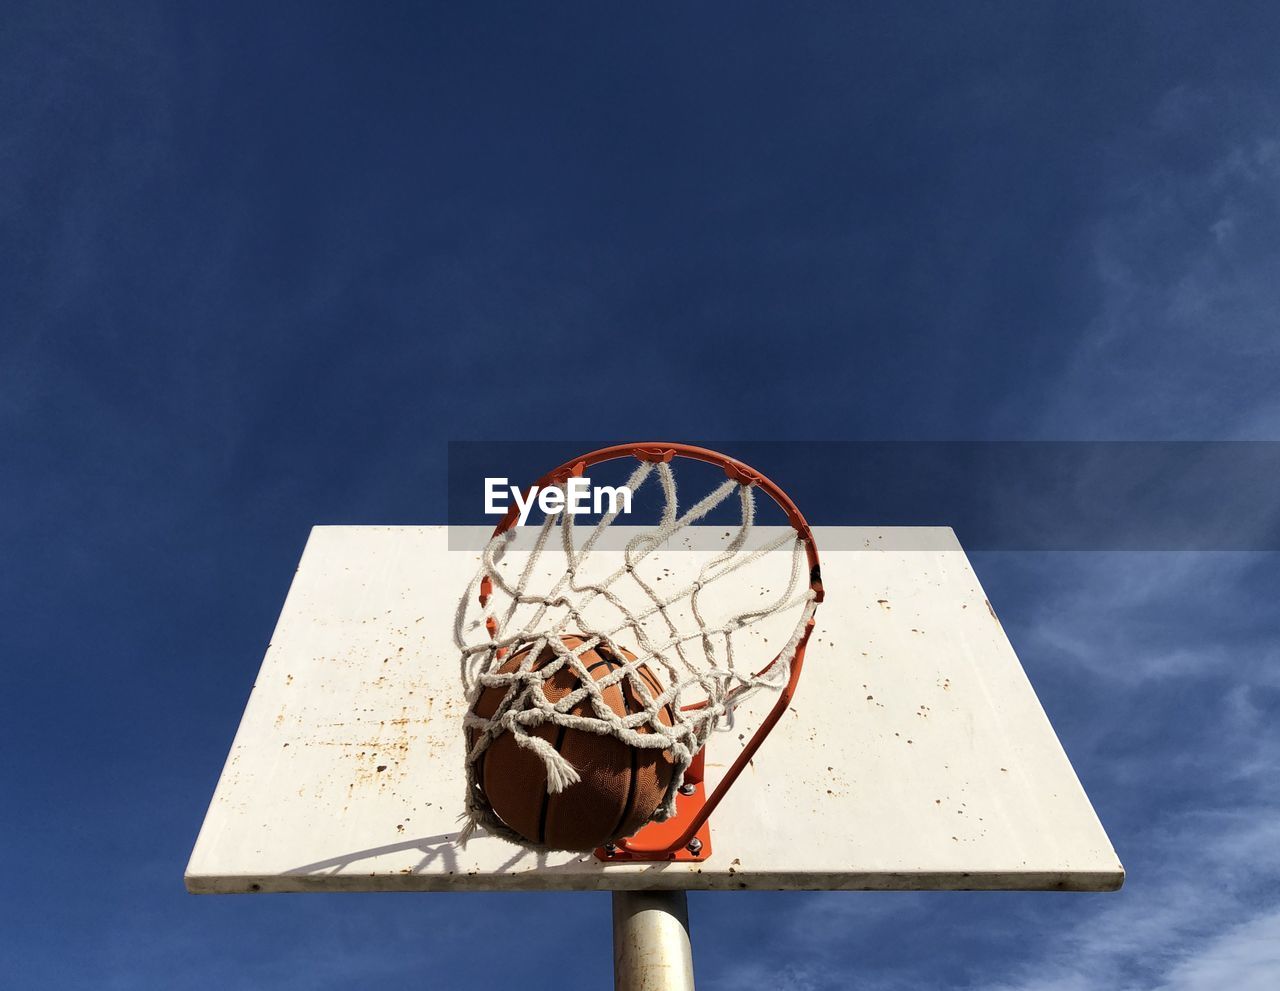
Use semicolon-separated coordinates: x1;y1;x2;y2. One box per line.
186;525;1123;893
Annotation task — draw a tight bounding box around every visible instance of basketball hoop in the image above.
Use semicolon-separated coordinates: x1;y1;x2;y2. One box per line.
456;443;823;860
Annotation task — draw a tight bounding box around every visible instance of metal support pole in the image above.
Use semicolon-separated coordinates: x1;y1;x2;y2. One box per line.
612;890;695;991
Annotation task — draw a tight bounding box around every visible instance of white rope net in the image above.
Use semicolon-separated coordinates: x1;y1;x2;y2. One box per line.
455;458;818;849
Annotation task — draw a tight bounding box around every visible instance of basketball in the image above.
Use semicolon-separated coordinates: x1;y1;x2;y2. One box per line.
468;635;675;851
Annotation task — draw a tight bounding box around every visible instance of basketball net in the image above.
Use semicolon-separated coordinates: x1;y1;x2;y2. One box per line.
455;457;818;849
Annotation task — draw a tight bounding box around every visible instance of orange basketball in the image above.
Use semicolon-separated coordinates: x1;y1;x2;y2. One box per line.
469;635;675;851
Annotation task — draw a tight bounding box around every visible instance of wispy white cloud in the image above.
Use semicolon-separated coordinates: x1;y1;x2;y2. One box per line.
1037;557;1277;685
983;809;1280;990
968;545;1280;991
1160;908;1280;990
991;81;1280;441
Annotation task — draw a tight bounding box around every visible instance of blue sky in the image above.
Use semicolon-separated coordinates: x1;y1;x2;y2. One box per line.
4;3;1280;988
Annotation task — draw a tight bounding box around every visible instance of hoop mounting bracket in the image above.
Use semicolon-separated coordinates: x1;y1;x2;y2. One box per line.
595;748;712;863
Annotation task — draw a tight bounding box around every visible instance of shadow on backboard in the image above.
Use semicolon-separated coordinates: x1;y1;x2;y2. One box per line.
288;828;673;881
